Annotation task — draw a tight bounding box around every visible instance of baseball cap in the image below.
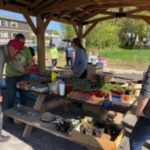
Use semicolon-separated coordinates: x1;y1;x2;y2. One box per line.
9;39;24;51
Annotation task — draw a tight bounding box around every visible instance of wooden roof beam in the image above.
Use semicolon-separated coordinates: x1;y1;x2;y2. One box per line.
44;14;78;26
43;15;52;30
83;15;115;25
35;0;62;13
128;14;150;20
39;0;94;15
76;7;91;15
14;0;32;5
73;25;79;37
20;9;37;35
82;21;99;38
125;8;144;14
144;18;150;25
0;1;35;16
32;0;44;8
119;7;123;13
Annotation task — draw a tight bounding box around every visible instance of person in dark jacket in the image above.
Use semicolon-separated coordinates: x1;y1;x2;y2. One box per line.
72;38;88;79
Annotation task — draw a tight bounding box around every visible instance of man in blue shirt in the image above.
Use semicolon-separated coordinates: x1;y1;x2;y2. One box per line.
65;42;74;66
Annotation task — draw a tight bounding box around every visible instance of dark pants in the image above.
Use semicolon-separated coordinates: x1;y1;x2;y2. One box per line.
6;74;29;109
79;70;88;79
130;117;150;150
66;57;73;66
52;59;57;67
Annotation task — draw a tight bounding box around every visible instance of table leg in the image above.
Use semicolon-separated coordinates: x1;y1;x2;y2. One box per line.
22;93;46;137
62;100;70;112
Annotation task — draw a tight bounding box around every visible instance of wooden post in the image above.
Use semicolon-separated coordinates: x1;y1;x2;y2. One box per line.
36;15;45;75
78;25;86;47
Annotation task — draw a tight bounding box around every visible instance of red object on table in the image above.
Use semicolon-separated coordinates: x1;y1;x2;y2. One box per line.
29;64;38;74
65;85;73;94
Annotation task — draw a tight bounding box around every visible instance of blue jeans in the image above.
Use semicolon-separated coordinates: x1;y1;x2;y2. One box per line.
6;74;29;109
130;117;150;150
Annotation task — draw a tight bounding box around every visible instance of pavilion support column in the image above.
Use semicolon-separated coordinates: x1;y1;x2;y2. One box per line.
75;25;86;47
36;15;46;75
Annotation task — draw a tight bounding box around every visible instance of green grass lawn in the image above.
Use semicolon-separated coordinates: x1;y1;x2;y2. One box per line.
44;47;150;71
99;48;150;70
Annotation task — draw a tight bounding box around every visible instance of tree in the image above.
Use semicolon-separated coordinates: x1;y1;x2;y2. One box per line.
86;20;120;49
117;18;147;46
61;23;76;39
53;30;60;35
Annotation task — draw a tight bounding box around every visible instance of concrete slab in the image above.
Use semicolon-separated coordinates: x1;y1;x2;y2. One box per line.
0;130;33;150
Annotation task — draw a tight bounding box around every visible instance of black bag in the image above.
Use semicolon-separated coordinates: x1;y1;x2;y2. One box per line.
143;100;150;119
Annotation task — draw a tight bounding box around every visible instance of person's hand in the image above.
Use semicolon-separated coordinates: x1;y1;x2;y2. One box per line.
136;110;147;120
19;68;26;73
0;96;3;103
25;66;32;71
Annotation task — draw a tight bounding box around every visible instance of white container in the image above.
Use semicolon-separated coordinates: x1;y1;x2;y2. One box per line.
59;82;65;96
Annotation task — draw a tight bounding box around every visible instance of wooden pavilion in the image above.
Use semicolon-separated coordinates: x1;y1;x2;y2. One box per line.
0;0;150;75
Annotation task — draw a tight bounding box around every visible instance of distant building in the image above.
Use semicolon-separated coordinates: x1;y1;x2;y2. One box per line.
0;14;63;48
0;14;32;46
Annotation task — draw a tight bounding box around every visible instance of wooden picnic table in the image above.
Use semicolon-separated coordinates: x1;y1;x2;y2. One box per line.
3;79;141;150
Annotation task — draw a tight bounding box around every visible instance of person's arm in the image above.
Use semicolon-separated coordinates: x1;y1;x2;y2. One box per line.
25;48;34;71
136;66;150;118
25;60;33;71
0;53;4;103
136;95;149;118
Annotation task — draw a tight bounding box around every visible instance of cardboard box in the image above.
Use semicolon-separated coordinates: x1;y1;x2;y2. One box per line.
96;72;114;83
70;117;125;150
87;64;103;79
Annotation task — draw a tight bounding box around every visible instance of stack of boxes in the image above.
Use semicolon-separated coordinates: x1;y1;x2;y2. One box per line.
87;64;103;79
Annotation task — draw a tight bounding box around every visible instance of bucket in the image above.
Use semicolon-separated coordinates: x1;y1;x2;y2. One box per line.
99;57;107;67
59;82;65;96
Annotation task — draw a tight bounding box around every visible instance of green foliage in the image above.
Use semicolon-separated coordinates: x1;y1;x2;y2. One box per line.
61;16;148;49
53;30;60;35
61;24;76;39
103;82;124;91
86;20;120;49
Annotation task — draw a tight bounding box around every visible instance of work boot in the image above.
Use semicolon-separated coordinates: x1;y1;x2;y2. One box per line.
0;135;10;142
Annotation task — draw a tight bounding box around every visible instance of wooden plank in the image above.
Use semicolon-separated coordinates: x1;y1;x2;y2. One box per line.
15;0;32;5
33;93;46;110
71;130;114;150
4;106;109;150
23;93;46;137
82;21;98;38
40;98;64;112
36;14;46;75
32;0;44;8
22;10;37;35
83;15;115;25
43;16;52;30
39;0;93;14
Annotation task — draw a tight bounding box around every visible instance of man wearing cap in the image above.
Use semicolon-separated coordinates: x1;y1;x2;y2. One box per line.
6;33;32;110
0;39;23;142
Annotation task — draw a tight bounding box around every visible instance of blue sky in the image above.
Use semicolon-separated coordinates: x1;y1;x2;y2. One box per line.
0;10;62;33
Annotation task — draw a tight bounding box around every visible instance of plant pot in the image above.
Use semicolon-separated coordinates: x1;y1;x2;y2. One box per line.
80;124;86;134
94;128;104;137
85;128;93;136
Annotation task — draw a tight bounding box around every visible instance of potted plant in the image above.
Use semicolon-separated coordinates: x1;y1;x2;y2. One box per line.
83;121;94;136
